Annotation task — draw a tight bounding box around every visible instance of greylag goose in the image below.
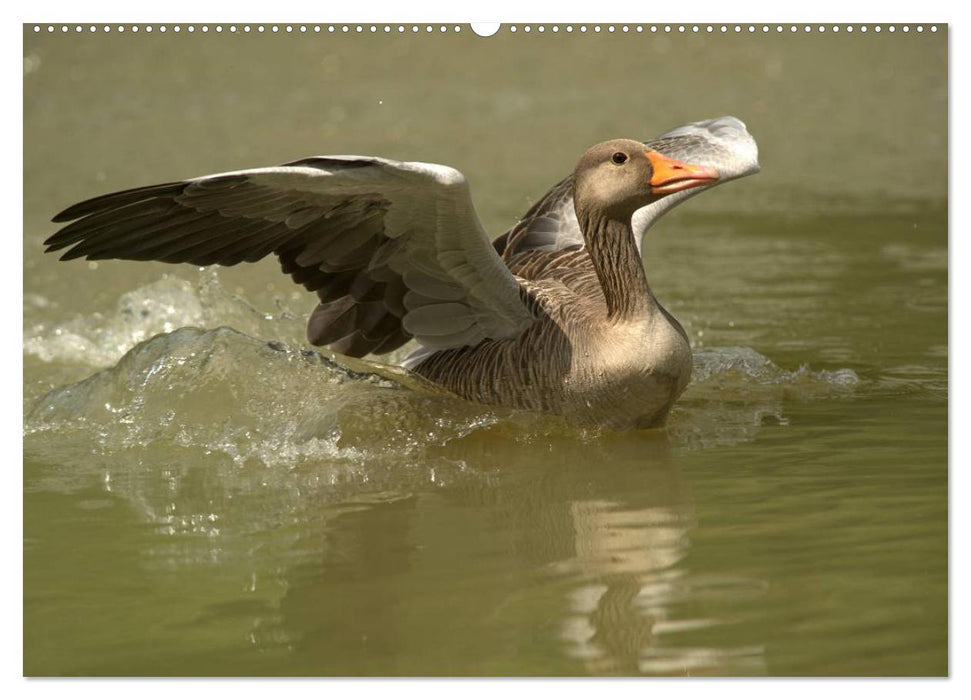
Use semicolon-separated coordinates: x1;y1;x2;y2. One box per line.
45;116;759;430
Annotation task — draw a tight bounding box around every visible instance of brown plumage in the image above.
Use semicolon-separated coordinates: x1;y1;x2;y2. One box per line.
410;141;720;429
45;117;759;429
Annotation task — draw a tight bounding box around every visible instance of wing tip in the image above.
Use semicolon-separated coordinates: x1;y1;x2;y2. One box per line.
48;180;188;226
56;247;84;261
50;209;77;224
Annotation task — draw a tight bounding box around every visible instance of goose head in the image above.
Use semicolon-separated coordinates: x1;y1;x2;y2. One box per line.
573;138;721;225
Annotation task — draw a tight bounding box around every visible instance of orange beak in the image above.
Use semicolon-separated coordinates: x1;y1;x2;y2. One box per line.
647;151;720;195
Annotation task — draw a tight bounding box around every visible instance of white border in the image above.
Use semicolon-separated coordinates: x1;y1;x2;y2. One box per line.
9;0;962;696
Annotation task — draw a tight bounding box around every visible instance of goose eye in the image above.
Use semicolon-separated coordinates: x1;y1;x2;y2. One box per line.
611;152;628;165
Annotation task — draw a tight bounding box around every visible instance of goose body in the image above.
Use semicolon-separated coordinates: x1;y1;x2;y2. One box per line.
412;280;692;429
45;117;759;430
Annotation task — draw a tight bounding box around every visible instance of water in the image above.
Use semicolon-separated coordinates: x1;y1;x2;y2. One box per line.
23;26;947;676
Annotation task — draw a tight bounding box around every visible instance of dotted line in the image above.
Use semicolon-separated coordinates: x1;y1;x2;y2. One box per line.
505;24;938;34
29;24;465;34
30;23;940;35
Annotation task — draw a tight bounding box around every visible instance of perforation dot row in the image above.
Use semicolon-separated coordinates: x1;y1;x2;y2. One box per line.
31;24;939;35
33;25;465;34
507;24;938;33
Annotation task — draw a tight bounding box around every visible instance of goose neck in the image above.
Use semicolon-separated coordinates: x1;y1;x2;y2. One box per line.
579;210;655;322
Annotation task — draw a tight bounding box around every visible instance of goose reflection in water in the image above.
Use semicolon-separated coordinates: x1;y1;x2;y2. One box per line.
248;431;767;676
558;495;765;675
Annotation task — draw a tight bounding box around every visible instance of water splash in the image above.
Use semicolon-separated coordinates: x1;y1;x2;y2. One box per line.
691;345;859;387
25;325;497;464
23;270;306;368
26;325;861;472
668;346;859;451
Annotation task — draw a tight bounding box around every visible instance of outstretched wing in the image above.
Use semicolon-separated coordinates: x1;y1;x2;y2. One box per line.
46;156;536;355
495;115;761;258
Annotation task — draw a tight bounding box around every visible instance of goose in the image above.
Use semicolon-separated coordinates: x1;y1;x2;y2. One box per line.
44;116;759;430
